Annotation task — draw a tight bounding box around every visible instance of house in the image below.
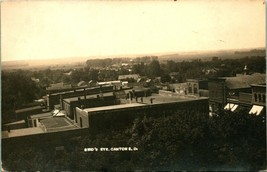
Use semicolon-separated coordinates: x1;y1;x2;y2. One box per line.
131;87;151;98
77;81;87;87
167;79;199;96
88;80;97;87
97;81;122;90
118;74;140;81
169;72;180;82
46;82;73;94
63;71;73;76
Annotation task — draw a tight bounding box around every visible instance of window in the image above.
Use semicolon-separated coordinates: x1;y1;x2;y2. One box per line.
193;84;198;94
254;93;258;102
263;94;266;103
259;94;262;102
188;85;192;93
80;117;83;128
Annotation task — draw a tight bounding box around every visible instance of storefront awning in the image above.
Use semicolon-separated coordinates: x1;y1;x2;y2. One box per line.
249;105;264;115
224;103;238;112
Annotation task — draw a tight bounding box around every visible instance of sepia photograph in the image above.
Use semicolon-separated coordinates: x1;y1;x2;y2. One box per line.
1;0;266;171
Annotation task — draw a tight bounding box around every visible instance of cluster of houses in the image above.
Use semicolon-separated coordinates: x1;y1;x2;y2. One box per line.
2;68;266;139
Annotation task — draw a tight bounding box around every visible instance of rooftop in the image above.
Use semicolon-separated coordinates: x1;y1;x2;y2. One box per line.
146;94;207;104
222;73;266;89
46;82;72;91
2;127;45;138
83;103;146;113
118;74;140;80
39;117;78;132
63;92;114;103
2;116;79;138
250;84;266;88
15;106;43;114
30;112;53;119
3;120;25;126
49;85;113;96
83;94;208;113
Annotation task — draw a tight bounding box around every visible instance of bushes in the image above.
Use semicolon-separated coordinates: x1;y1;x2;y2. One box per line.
2;109;266;171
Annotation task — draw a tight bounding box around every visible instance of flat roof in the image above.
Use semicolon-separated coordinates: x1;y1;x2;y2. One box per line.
145;94;208;104
40;117;78;132
83;94;208;113
15;106;43;113
2;127;45;138
49;85;113;96
2;116;79;138
250;84;266;88
30;112;53;119
3;120;25;126
63;92;114;103
84;103;146;113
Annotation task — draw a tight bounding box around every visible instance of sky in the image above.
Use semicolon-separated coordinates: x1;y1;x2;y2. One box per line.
1;0;266;61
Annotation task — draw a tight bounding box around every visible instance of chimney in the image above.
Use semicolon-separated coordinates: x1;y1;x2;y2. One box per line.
60;94;63;110
84;88;86;100
244;65;248;75
150;98;155;104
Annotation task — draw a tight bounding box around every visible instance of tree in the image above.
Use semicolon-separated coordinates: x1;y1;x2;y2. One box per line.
88;69;99;81
166;60;177;72
160;74;171;83
2;71;41;121
62;75;71;84
148;60;161;78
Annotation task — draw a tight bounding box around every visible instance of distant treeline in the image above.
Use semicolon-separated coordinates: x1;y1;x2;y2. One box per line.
160;56;266;82
86;56;158;68
234;49;266;54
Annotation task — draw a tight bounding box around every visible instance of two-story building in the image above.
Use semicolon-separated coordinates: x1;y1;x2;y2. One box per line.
62;92;117;122
168;79;200;97
75;96;209;131
46;85;114;110
249;84;266;115
208;73;266;115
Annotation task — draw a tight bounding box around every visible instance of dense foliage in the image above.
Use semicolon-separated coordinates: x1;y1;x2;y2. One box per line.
1;71;43;122
160;56;266;82
3;109;265;171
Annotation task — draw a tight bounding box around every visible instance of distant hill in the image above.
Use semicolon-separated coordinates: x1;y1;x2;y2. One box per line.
1;57;88;71
2;48;265;70
158;48;266;62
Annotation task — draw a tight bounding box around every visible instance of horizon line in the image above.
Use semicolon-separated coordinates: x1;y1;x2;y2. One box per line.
2;47;266;63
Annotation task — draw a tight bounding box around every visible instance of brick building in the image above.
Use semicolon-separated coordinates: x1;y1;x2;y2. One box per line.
62;92;118;122
46;85;114;110
75;96;209;131
208;73;265;115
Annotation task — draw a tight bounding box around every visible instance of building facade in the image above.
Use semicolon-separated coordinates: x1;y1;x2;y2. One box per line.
62;92;117;122
75;98;209;131
208;74;266;115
